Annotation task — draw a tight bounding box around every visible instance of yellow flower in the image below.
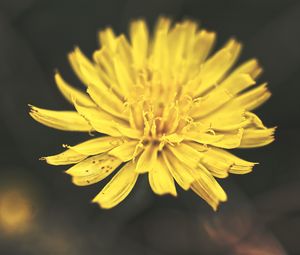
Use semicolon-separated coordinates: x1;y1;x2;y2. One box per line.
29;18;275;210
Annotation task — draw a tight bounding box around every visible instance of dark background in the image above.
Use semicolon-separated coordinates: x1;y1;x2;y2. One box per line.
0;0;299;254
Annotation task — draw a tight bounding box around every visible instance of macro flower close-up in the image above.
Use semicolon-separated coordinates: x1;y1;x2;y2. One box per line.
29;17;275;210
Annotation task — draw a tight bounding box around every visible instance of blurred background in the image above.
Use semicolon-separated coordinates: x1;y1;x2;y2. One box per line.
0;0;299;254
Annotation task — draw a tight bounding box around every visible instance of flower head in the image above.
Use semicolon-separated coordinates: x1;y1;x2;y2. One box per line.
30;18;275;210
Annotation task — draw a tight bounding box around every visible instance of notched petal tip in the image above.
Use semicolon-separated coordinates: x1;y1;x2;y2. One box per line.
91;194;112;209
91;199;111;210
212;201;221;212
28;104;37;113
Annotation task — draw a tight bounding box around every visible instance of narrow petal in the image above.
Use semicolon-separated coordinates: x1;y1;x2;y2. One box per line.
135;145;158;173
162;150;194;190
108;140;141;162
113;54;133;98
54;72;95;107
148;156;177;196
199;109;247;132
41;149;87;166
98;27;117;51
92;47;120;92
229;58;263;79
244;112;267;129
183;132;224;145
191;74;255;119
150;28;169;75
42;137;123;165
68;51;89;86
193;30;216;63
69;47;126;119
234;83;271;111
239;128;275;148
154;17;172;36
167;143;204;168
209;129;244;149
74;101;142;139
66;154;122;186
219;73;256;95
66;136;124;155
191;181;219;210
29;105;92;132
191;89;233;119
168;22;194;70
191;164;227;211
130;20;149;68
191;49;232;96
92;161;138;209
193;40;242;96
209;148;255;175
87;86;127;120
115;35;133;67
73;102;123;137
188;142;255;176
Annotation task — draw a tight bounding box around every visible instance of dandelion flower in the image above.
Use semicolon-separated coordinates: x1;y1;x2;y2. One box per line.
29;18;275;210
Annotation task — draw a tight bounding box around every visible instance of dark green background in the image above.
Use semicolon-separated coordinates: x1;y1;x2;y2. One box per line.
0;0;299;254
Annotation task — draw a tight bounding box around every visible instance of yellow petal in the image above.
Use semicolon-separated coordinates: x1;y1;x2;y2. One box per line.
239;128;275;148
68;51;88;86
92;161;138;209
109;140;141;162
187;142;255;177
209;129;244;149
244;112;266;129
41;149;87;166
68;47;102;88
130;20;149;68
54;72;95;107
66;154;122;186
210;148;255;175
73;101;141;139
29;105;92;132
197;165;227;201
191;164;227;211
183;132;224;145
193;30;216;63
150;17;171;76
150;28;169;75
193;40;242;96
93;47;118;90
66;136;124;155
128;103;144;130
230;58;262;79
234;83;271;111
87;86;127;120
191;182;219;210
73;98;126;124
220;73;256;95
73;101;124;137
115;35;132;67
135;145;158;173
162;150;194;190
70;47;126;119
192;74;255;119
200;109;247;132
98;27;117;51
168;22;193;69
167;143;204;168
191;89;233;119
148;156;177;196
113;54;133;98
154;17;172;36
